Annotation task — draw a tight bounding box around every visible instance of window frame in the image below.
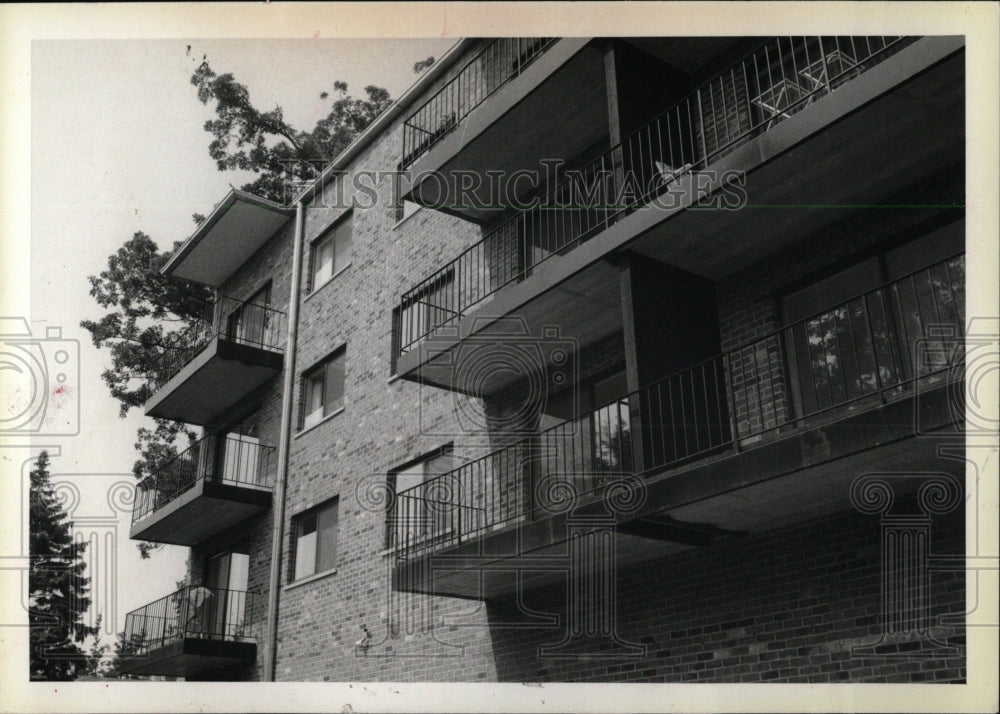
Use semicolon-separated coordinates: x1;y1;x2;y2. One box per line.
213;409;265;488
778;223;964;420
300;347;346;430
308;211;353;293
225;281;273;348
386;444;458;549
392;165;423;225
290;498;339;582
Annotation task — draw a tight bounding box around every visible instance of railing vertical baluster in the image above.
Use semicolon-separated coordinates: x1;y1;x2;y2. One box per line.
862;292;888;402
712;357;726;446
754;340;768;435
724;351;740;449
689;367;701;454
706;81;718;159
718;69;731;148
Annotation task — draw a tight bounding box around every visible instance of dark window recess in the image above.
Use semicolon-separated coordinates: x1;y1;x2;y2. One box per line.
292;499;338;580
309;213;353;291
387;446;459;548
781;224;964;418
301;349;346;429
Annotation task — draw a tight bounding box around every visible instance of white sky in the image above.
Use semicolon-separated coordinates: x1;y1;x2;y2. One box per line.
28;37;456;637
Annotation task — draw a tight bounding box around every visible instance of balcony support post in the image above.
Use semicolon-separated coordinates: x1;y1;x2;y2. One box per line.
617;254;646;475
602;40;623;147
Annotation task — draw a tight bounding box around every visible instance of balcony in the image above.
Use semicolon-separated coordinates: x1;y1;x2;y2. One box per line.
131;432;275;546
392;254;966;598
162;189;294;288
399;37;605;222
118;586;258;677
401;38;558;170
393;35;964;389
144;296;287;425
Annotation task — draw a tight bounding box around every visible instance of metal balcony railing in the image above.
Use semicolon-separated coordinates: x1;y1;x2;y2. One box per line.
390;252;964;558
395;35;916;356
121;585;258;657
401;38;557;169
132;433;276;524
147;295;288;392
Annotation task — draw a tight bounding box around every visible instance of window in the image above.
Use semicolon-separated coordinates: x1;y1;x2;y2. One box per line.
214;411;265;487
388;446;460;547
301;349;346;429
397;200;420;224
781;223;963;418
310;213;353;291
226;283;272;347
189;544;250;638
392;167;422;223
292;499;338;581
536;367;632;494
783;257;884;416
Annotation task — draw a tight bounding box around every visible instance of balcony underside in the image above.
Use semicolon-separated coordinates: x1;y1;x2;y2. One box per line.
402;38;607;223
393;382;963;599
130;479;272;546
119;637;257;678
163;189;293;288
396;37;964;394
144;337;283;425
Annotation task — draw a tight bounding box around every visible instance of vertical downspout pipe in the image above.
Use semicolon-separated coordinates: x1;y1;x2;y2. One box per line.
263;199;304;681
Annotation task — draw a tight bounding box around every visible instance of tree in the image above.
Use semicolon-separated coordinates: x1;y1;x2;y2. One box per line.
190;57;393;202
83;614;110;678
81;232;213;417
80;233;210;557
104;630;147;680
29;451;97;680
413;56;436;74
83;52;402;556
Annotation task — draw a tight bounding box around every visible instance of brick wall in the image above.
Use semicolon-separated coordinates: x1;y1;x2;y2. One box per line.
278;104;501;680
486;506;965;683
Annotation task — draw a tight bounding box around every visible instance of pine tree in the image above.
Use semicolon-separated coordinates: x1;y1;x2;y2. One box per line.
29;451;96;680
83;614;110;677
104;630;146;680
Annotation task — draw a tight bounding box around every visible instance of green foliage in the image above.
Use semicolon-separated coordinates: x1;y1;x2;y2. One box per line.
80;231;213;416
29;451;96;680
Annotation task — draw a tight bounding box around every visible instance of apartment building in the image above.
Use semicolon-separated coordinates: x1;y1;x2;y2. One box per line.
120;35;967;684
